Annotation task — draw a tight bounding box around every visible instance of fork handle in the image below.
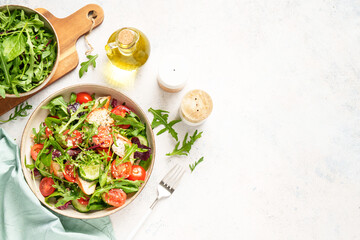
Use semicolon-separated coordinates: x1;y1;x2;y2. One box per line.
126;208;153;240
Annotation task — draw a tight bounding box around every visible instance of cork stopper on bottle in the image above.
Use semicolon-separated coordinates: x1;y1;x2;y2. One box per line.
118;29;135;45
180;90;213;125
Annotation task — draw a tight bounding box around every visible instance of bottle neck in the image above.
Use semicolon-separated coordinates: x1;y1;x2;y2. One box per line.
117;28;138;54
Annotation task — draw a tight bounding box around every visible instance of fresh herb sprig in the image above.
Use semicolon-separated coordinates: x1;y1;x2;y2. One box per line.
79;54;98;78
189;157;204;173
0;101;32;123
166;130;202;156
148;108;181;141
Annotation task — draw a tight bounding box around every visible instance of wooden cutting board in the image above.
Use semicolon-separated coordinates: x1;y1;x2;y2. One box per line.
0;4;104;116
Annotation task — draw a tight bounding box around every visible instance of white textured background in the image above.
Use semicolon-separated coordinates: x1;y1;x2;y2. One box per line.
1;0;360;239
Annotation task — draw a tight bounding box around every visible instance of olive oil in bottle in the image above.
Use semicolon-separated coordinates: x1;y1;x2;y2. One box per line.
105;27;150;71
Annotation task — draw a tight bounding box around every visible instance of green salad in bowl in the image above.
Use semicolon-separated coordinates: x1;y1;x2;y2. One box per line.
0;5;58;98
21;84;155;219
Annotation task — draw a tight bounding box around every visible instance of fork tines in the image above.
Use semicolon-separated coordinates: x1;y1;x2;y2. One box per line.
160;164;185;193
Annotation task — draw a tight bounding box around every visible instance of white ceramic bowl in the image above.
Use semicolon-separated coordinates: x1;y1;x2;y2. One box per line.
20;84;155;219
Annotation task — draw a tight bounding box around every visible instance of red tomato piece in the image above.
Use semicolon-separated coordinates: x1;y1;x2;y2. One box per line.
64;163;76;182
97;148;113;161
31;144;44;161
78;196;90;205
111;105;131;117
128;165;146;181
111;105;131;129
76;92;93;104
45;127;53;137
39;177;55;197
102;189;127;207
63;163;76;183
92;126;113;148
111;161;132;179
63;130;82;149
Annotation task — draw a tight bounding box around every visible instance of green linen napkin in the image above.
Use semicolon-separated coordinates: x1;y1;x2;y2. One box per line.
0;128;116;240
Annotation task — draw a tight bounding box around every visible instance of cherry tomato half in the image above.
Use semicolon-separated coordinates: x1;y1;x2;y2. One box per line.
39;177;55;197
111;161;132;179
128;165;146;181
92;126;113;148
76;92;93;104
111;105;131;117
111;105;131;129
78;196;90;205
45;127;53;138
31;144;44;161
63;130;82;149
102;188;127;207
97;148;113;161
63;163;76;183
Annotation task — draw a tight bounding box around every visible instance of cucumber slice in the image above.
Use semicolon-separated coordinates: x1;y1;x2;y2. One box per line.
137;135;148;146
79;164;101;181
72;199;89;213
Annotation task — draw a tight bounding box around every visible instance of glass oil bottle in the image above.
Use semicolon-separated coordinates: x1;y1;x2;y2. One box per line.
105;27;150;71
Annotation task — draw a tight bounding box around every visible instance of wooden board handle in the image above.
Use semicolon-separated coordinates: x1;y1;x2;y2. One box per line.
37;4;104;52
0;4;104;117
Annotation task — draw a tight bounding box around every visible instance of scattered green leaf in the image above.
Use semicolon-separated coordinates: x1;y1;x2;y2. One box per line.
0;101;32;123
79;54;98;78
189;157;204;173
148;108;181;141
166;130;202;156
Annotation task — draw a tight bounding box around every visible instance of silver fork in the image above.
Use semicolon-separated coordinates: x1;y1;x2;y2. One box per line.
126;164;185;240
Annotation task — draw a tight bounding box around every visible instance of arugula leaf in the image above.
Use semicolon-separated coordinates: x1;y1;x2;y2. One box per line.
36;140;52;166
0;101;32;123
41;96;69;117
68;115;87;134
189;157;204;173
148;108;181;141
80;122;99;147
139;154;152;171
87;202;108;211
79;54;98;78
44;116;62;129
2;32;26;62
0;46;11;88
35;158;51;177
166;130;202;156
24;156;35;170
32;122;46;144
48;135;65;154
110;113;145;130
0;85;8;99
70;92;77;104
115;143;139;166
45;180;81;207
99;159;111;188
13;14;43;30
58;101;91;134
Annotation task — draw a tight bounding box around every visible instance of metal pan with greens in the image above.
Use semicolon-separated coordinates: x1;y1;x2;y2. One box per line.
27;92;152;213
0;5;58;98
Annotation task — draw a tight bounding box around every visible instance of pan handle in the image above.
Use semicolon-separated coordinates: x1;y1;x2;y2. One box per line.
36;4;104;49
